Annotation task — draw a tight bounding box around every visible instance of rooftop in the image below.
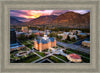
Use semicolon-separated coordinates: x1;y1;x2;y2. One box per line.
36;37;55;44
68;54;81;59
10;28;15;31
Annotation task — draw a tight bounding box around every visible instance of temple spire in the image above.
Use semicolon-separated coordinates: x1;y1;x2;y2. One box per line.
34;38;36;41
39;39;42;43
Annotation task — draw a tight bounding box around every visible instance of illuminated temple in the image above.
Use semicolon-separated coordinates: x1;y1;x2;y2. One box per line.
34;32;56;52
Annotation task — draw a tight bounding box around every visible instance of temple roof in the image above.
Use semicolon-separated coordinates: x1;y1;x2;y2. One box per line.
36;37;55;44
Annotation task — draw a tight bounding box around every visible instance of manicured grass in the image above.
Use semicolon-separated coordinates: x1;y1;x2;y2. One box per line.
26;40;34;44
10;54;14;58
27;45;33;49
35;52;45;57
20;40;34;50
20;47;28;51
48;56;64;63
55;55;69;62
63;50;72;54
21;41;33;49
42;49;48;52
23;55;39;63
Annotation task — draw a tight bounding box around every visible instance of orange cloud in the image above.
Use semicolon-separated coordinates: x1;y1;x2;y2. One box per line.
20;10;53;19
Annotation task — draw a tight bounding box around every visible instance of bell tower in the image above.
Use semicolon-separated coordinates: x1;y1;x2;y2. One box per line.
48;39;51;48
54;37;56;47
34;38;38;50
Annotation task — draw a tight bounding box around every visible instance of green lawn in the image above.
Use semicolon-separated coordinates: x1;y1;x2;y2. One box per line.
27;45;33;49
21;40;33;49
55;55;69;62
23;55;39;63
35;51;45;57
63;50;72;54
42;49;48;52
48;56;64;63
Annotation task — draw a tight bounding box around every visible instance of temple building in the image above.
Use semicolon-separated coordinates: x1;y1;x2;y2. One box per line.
34;32;56;52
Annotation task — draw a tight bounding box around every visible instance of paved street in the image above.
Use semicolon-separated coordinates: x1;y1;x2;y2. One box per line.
33;52;42;58
31;53;53;63
57;41;90;54
38;58;54;63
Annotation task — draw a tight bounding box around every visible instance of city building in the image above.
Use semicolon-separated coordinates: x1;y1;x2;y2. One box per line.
29;30;39;35
82;40;90;47
58;32;78;40
62;32;70;40
16;31;26;37
77;33;87;36
39;31;45;35
10;29;16;44
10;44;25;51
21;26;28;33
10;29;25;51
70;30;82;35
58;32;70;40
69;35;78;40
45;30;51;35
29;30;44;36
34;32;56;52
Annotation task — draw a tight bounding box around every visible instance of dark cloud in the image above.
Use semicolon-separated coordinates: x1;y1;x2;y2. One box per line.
10;10;29;16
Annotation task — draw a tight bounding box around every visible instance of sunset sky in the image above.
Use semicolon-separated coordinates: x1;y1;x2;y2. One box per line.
10;10;90;22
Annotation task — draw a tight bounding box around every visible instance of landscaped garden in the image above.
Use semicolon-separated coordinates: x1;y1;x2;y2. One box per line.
55;54;69;62
48;56;64;63
20;40;33;49
35;51;45;57
10;52;40;63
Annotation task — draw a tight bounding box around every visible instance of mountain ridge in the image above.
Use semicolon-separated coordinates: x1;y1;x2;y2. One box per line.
10;11;90;28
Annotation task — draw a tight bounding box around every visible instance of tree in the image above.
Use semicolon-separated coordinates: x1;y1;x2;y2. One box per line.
71;37;76;42
17;34;26;41
67;35;71;41
40;34;44;37
63;37;68;43
29;34;35;39
48;32;57;37
57;36;62;40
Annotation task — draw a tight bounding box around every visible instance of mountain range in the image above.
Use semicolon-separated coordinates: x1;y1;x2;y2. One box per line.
10;16;23;25
10;11;90;28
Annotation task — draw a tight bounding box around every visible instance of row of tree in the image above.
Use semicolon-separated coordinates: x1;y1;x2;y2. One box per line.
17;34;36;41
